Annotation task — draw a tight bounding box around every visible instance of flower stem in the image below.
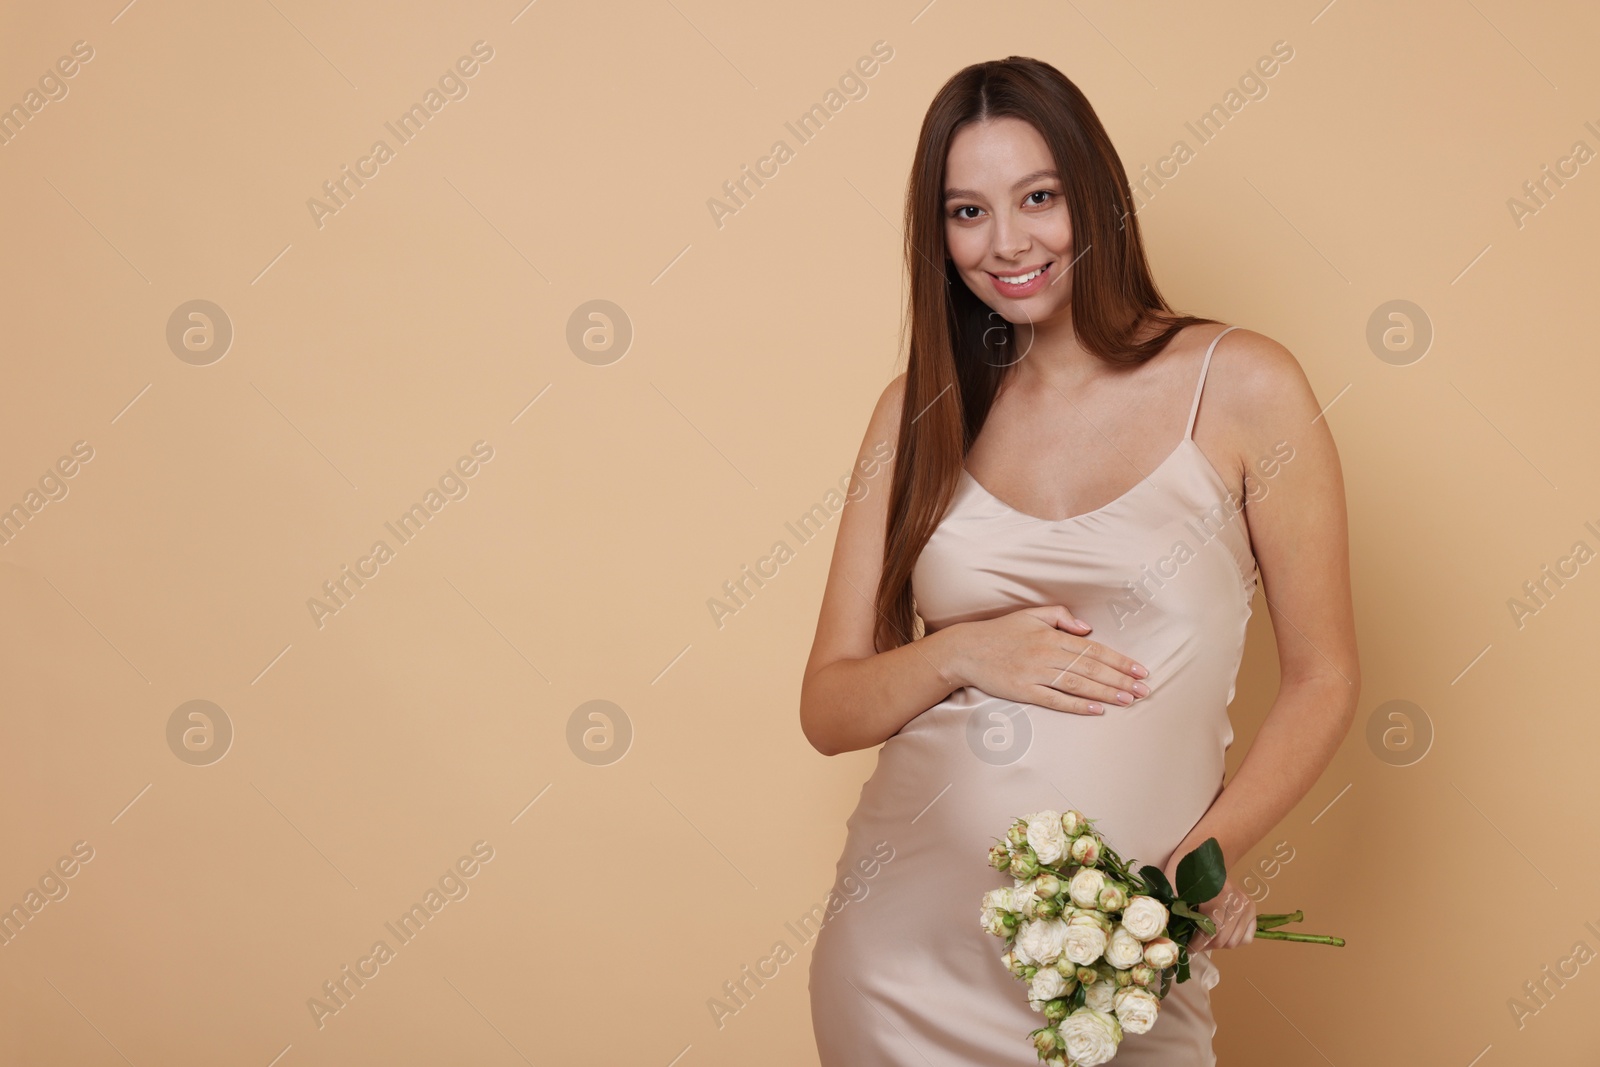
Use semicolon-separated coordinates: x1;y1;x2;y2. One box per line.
1252;929;1346;946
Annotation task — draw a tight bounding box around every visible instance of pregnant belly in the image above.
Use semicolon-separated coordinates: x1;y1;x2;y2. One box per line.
847;686;1229;882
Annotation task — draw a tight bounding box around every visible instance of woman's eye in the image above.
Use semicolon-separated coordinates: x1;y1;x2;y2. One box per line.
950;205;981;220
1026;190;1054;206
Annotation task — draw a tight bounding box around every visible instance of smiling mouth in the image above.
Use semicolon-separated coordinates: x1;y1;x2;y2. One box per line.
985;265;1049;286
988;261;1054;288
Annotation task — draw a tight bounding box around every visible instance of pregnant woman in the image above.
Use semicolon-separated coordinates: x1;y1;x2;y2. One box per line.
801;57;1358;1065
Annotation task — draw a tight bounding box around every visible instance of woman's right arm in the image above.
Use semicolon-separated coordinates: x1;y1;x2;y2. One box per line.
799;374;968;756
799;374;1153;757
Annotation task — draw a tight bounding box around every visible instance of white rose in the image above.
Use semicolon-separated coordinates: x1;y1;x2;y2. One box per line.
1058;1007;1122;1067
1015;918;1069;966
1113;986;1161;1035
1142;936;1179;970
1029;967;1068;1002
1062;918;1108;966
1025;811;1068;865
1121;895;1170;940
1011;881;1039;919
1068;867;1106;909
980;907;1008;937
1104;924;1145;969
1084;977;1116;1012
982;887;1015;913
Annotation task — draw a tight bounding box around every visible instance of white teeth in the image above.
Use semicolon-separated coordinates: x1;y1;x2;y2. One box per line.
997;265;1047;285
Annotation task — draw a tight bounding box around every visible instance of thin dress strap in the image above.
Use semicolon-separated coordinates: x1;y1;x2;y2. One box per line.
1185;325;1243;440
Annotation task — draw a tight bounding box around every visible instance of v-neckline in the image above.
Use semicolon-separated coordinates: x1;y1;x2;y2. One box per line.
959;438;1201;526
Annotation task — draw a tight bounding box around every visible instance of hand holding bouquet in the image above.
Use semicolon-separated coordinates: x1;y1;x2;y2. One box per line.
981;809;1344;1066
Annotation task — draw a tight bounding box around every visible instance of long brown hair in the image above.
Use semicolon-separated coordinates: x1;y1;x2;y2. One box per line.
873;55;1219;653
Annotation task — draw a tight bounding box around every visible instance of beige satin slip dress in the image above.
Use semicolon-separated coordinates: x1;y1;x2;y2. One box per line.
809;325;1258;1066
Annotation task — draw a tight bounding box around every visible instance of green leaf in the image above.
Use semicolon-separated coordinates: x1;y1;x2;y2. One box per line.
1137;864;1175;905
1175;838;1226;904
1169;901;1215;937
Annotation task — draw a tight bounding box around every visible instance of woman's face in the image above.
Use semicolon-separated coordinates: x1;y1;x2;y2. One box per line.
943;116;1074;325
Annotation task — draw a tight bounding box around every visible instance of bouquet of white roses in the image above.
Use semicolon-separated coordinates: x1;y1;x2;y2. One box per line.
981;808;1344;1066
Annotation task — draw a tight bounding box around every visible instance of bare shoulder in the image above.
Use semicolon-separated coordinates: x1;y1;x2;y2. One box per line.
877;370;908;420
1212;326;1310;399
1192;325;1323;449
861;371;909;460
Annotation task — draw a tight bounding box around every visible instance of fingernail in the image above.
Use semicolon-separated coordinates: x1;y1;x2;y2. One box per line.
1130;664;1148;678
1085;703;1103;714
1130;682;1149;697
1115;691;1134;705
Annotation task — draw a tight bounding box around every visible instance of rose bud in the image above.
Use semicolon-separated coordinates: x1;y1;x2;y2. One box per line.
1061;810;1087;837
1142;936;1180;970
1097;882;1129;912
1042;998;1070;1023
1010;851;1040;880
1033;872;1062;898
1130;964;1159;987
1033;1027;1061;1055
1069;833;1103;866
989;844;1011;870
1007;822;1029;848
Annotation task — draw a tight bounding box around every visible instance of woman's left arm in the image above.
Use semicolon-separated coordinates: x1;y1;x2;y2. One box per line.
1169;329;1361;951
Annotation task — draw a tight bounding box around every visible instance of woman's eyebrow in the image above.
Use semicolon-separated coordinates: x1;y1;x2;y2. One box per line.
943;169;1060;201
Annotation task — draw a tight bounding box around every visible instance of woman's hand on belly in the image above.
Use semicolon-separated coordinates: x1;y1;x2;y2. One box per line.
944;605;1151;717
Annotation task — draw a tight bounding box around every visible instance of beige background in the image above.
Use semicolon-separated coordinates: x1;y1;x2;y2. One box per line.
2;0;1598;1063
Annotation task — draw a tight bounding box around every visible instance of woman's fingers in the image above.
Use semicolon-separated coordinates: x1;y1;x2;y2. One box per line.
1189;880;1256;951
1216;886;1256;949
1059;636;1149;696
